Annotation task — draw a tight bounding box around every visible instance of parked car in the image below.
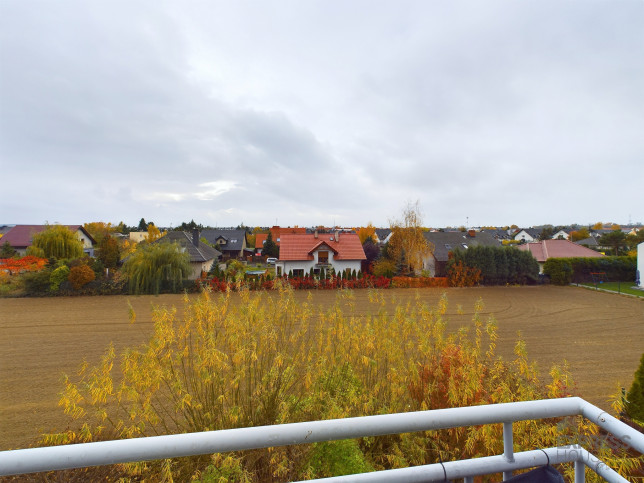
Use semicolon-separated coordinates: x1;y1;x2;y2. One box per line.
266;257;277;265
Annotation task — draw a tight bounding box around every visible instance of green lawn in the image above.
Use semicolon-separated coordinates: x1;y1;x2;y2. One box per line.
578;281;644;297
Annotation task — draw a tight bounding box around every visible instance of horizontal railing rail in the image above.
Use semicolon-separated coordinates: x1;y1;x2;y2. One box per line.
0;397;642;480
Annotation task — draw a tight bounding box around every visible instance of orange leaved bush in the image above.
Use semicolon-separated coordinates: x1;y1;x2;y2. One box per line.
68;265;95;290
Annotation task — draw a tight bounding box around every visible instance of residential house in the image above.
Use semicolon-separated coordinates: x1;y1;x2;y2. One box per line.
153;230;221;280
574;236;600;250
275;232;366;278
513;229;540;243
481;228;513;242
201;229;250;260
129;231;149;243
1;224;96;257
517;239;604;274
551;230;569;240
374;229;392;245
422;230;501;277
254;226;307;254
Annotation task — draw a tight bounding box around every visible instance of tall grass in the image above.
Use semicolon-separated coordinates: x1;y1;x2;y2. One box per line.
42;284;641;481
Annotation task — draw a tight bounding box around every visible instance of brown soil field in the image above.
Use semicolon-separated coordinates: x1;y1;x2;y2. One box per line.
1;285;642;451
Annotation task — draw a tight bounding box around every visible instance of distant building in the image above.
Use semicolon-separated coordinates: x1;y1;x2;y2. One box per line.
275;232;366;278
517;239;604;274
1;224;95;257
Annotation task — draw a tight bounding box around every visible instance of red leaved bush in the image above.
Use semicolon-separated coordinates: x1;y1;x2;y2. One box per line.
0;256;48;274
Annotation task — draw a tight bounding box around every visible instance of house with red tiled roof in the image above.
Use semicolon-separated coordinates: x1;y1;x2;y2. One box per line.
517;239;604;274
1;225;96;257
254;226;307;254
275;232;366;278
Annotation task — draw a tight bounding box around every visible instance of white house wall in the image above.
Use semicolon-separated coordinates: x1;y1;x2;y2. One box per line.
638;242;643;288
277;247;362;276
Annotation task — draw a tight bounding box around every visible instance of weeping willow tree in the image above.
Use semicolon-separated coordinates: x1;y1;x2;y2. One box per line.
123;241;191;295
28;225;84;259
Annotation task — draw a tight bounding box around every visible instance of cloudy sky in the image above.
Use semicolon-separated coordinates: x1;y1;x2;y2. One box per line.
1;1;643;229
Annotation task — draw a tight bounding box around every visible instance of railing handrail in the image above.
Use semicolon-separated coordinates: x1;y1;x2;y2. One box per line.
0;397;642;480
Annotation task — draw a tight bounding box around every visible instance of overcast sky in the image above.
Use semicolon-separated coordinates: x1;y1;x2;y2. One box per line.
1;1;643;229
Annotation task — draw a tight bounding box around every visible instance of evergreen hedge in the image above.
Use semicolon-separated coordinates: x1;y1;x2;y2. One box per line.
544;256;636;285
447;246;539;285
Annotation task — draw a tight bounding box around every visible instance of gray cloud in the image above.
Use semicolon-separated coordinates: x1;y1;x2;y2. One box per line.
1;1;643;228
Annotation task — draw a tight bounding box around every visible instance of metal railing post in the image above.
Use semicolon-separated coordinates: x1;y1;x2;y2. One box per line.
502;421;514;481
575;459;585;483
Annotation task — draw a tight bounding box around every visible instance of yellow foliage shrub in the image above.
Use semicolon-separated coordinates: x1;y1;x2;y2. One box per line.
44;287;642;481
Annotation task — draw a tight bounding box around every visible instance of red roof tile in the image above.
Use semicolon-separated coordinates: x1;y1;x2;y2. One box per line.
517;239;604;263
279;233;366;261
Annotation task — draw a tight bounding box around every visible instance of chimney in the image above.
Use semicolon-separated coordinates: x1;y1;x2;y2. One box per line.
468;229;476;238
314;230;318;239
192;229;200;247
335;230;340;242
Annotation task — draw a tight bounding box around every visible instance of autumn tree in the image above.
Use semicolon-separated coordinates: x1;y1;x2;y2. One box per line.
147;223;164;242
29;225;84;259
361;238;380;274
83;222;116;245
387;201;431;275
570;227;590;242
357;223;377;244
97;235;121;269
122;242;191;295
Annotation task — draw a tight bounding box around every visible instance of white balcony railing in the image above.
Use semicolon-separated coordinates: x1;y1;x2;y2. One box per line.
0;397;642;481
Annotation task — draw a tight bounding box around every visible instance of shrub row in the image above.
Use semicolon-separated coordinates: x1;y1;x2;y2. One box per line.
447;246;540;285
204;275;449;292
543;256;636;285
204;274;396;292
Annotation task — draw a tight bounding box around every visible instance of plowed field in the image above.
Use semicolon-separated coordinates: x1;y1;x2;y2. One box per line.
1;286;642;450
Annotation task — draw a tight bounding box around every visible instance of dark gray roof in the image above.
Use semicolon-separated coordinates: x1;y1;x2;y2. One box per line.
374;229;391;242
423;231;502;262
481;229;512;240
156;231;221;263
575;237;599;247
201;229;247;251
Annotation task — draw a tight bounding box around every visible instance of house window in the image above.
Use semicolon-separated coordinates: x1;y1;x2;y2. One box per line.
445;244;452;250
318;251;329;264
292;269;304;278
231;239;237;243
462;244;468;249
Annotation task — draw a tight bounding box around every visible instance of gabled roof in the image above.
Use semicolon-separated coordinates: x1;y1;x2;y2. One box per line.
201;229;247;251
1;224;95;248
517;239;604;263
374;229;392;242
279;233;366;261
423;231;501;262
255;226;307;249
574;237;599;247
154;231;221;263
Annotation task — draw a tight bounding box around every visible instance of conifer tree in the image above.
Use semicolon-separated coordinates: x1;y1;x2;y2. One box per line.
626;353;644;422
262;232;279;258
